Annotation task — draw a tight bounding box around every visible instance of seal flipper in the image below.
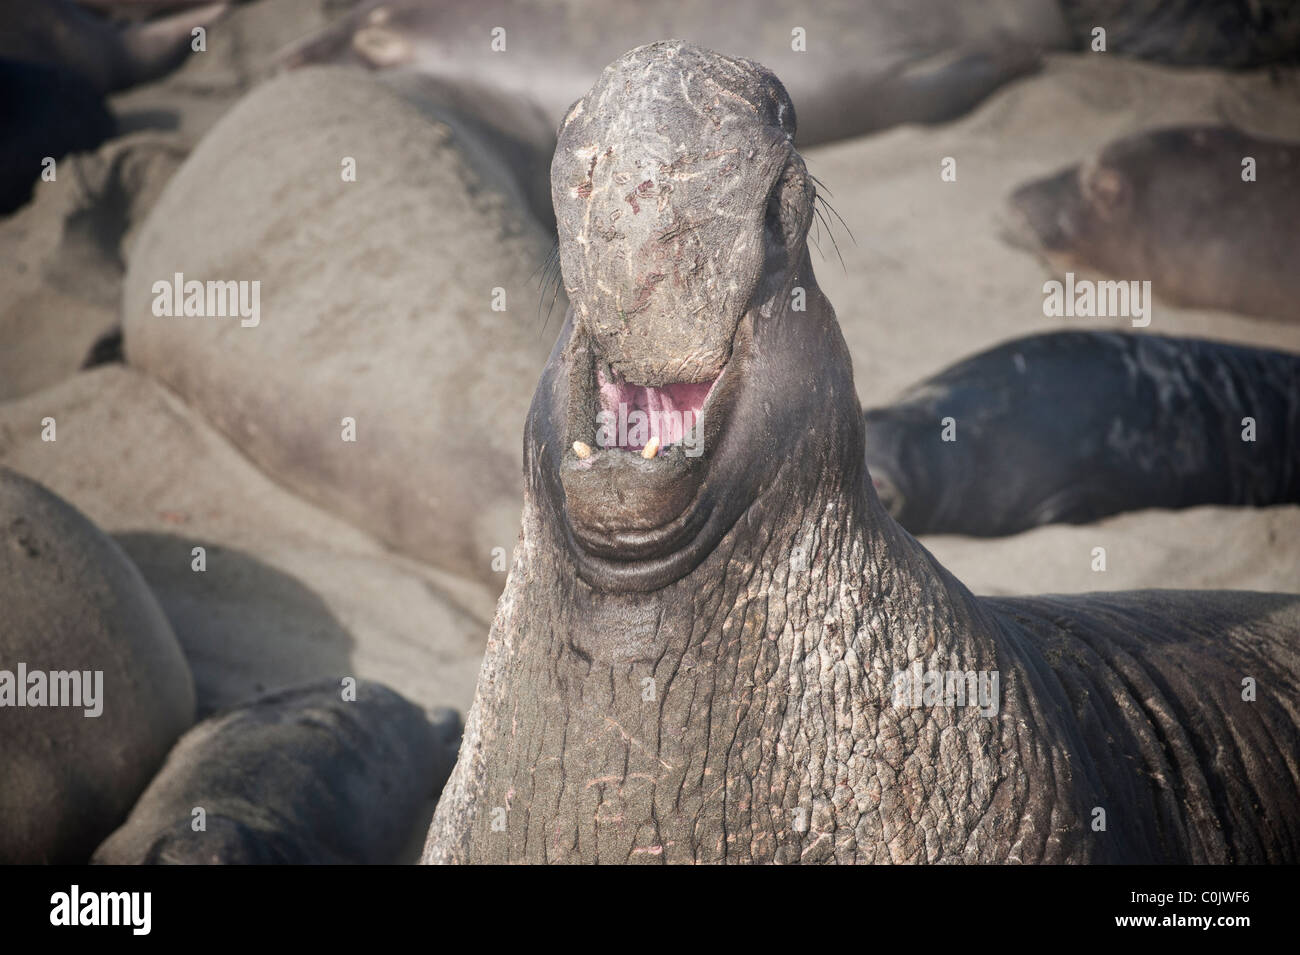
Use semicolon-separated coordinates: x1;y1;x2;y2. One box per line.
806;42;1042;142
1028;484;1127;528
112;2;229;91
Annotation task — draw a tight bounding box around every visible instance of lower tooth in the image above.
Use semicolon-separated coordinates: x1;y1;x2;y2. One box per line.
641;436;660;460
573;441;592;459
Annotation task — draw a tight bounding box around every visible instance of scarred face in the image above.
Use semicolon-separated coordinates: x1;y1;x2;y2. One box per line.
526;41;859;593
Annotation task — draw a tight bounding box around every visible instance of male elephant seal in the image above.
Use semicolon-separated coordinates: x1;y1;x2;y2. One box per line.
424;43;1300;865
93;680;457;864
1005;126;1300;324
864;331;1300;537
0;467;195;863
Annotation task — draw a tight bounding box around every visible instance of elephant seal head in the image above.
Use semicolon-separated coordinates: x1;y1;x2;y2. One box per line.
527;41;862;593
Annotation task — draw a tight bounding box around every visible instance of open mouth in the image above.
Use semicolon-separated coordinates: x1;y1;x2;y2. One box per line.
578;365;719;457
555;328;739;560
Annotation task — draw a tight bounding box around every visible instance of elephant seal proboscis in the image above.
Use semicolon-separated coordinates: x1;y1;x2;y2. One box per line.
423;42;1300;865
863;330;1300;537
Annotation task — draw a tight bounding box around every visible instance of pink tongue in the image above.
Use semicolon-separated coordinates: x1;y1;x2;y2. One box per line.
597;368;713;451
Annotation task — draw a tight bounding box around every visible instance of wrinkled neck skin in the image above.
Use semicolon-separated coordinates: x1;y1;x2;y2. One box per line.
425;266;1098;864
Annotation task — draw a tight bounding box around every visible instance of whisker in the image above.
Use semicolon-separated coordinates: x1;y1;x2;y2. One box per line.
532;237;559;284
542;272;563;333
816;192;856;246
824;222;846;272
539;244;565;335
813;203;846;272
808;172;834;198
535;238;562;332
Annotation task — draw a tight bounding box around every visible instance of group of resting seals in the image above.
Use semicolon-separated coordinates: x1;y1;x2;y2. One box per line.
861;121;1300;536
282;0;1300;146
5;3;1300;866
424;42;1300;864
2;462;457;864
6;0;1299;217
278;0;1060;149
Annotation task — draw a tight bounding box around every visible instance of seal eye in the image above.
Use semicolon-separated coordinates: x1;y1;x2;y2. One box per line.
764;175;788;249
764;164;804;257
762;163;813;287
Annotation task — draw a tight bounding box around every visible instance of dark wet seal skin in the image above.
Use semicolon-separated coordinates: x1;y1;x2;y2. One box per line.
1058;0;1300;68
1005;125;1300;324
93;680;447;864
425;42;1300;865
0;0;227;95
81;327;126;369
864;330;1300;537
0;59;115;214
0;1;225;214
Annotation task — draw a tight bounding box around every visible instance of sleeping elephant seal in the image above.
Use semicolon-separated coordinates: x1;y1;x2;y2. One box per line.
1005;126;1300;324
279;0;1062;146
863;331;1300;537
122;67;557;589
1058;0;1300;67
93;680;458;864
424;42;1300;865
0;467;195;864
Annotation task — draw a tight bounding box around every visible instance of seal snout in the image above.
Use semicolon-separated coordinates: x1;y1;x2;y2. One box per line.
553;307;747;579
1004;167;1083;253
